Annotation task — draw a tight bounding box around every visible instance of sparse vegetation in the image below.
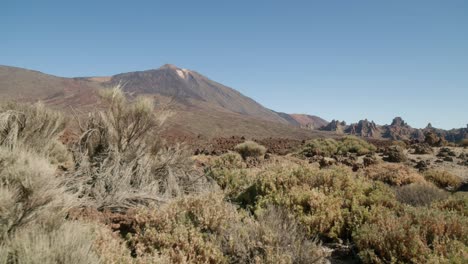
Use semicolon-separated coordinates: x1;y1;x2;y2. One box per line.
234;140;266;160
0;92;466;263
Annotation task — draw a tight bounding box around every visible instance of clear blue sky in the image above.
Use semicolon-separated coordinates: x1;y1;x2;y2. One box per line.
2;0;467;129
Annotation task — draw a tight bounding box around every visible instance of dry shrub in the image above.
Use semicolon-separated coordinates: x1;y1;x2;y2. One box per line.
338;136;376;155
0;147;75;239
212;151;245;169
0;102;69;163
236;162;398;241
423;169;463;190
73;87;206;211
354;206;468;263
363;163;425;186
432;193;468;217
234;140;266;160
129;194;236;263
221;205;328;264
129;194;328;264
395;183;449;206
384;145;407;163
300;138;339;157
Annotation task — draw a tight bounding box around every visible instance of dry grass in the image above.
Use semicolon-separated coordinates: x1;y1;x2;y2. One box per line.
2;222;100;264
0;102;68;163
0;147;76;240
363;163;426;186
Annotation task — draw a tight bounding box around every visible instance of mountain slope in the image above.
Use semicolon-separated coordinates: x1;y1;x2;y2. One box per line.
0;65;329;139
106;64;290;124
289;114;329;130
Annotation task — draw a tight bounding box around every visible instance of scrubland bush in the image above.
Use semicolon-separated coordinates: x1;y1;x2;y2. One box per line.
300;138;339;157
432;193;468;216
234;140;266;160
0;147;75;239
423;169;463;190
0;102;69;163
354;206;467;263
338;136;377;155
235;163;398;241
2;222;100;264
395;183;449;206
384;145;407;162
72;87;205;211
129;194;328;264
461;138;468;147
212;151;245;169
363;163;425;186
300;137;376;158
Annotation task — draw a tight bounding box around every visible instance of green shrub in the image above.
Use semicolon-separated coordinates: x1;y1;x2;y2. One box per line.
423;169;462;190
234;140;266;160
337;136;377;155
300;138;339;157
353;206;467;263
300;137;376;158
236;163;398;241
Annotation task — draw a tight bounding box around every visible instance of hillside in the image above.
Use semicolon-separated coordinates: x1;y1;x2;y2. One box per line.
0;65;329;139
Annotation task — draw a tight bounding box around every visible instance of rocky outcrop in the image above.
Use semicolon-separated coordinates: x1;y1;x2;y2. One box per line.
320;120;347;133
345;119;381;138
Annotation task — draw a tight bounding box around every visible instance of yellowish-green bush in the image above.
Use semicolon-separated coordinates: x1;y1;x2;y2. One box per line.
300;138;339;157
353;206;468;263
212;151;245;169
236;163;398;241
363;163;425;186
337;136;377;155
300;137;376;158
423;169;463;190
129;194;328;264
234;140;266;160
